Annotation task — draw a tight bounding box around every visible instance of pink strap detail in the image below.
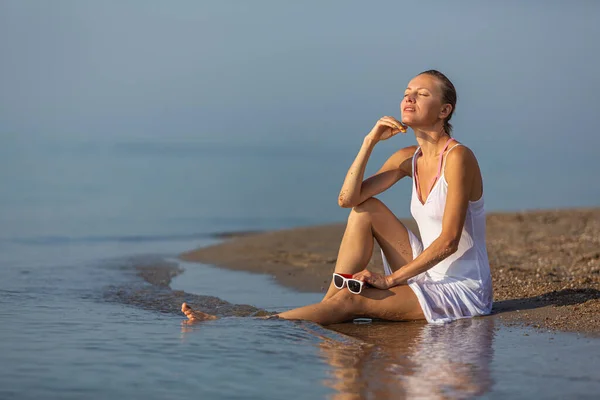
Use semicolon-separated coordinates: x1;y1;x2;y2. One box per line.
414;138;456;203
433;138;455;183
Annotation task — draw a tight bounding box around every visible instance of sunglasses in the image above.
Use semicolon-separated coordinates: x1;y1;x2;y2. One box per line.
333;273;367;295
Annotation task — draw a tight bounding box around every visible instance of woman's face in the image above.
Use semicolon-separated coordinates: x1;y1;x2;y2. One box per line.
400;74;447;128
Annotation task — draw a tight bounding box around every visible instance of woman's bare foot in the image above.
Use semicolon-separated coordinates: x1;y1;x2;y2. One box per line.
181;302;218;323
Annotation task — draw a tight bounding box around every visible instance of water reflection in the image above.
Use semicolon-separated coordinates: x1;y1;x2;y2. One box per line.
321;318;495;399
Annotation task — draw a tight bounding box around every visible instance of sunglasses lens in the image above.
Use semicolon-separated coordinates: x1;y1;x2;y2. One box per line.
348;280;362;294
333;275;345;289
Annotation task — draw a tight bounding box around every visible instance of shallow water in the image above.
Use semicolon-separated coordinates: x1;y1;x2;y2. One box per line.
171;260;323;312
2;230;598;400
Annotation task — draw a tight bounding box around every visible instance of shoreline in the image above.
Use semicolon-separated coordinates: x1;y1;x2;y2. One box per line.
180;208;600;336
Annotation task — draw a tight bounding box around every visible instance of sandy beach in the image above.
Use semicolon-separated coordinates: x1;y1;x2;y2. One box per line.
181;208;600;336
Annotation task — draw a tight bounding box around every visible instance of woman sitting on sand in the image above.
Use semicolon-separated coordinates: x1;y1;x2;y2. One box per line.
183;70;493;325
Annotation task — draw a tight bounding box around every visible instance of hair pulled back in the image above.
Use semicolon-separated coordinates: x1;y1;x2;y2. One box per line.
419;70;457;136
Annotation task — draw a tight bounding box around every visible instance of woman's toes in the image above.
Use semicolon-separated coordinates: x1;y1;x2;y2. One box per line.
182;303;195;320
181;302;217;322
182;303;194;315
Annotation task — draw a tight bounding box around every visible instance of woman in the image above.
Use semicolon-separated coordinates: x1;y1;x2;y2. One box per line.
183;70;493;325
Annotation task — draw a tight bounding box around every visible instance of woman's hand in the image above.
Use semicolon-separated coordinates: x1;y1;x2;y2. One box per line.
352;269;392;290
366;116;407;144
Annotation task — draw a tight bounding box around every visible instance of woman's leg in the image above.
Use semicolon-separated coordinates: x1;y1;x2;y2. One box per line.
181;197;418;324
181;284;425;325
278;284;425;325
323;197;415;301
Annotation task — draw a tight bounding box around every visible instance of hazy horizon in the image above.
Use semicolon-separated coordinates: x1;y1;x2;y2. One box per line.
1;1;599;230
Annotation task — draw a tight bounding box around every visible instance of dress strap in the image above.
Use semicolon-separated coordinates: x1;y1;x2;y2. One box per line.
412;146;421;177
434;138;455;180
441;143;463;174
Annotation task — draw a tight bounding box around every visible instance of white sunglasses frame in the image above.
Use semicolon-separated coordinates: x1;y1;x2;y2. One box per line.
332;273;366;295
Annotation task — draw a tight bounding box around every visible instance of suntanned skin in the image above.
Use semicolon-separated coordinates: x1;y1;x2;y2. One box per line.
183;73;484;325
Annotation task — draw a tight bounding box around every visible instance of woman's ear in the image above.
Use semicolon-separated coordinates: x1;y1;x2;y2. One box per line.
439;104;453;119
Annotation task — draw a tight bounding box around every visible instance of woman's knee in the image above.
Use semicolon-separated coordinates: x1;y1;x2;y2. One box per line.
329;289;364;316
349;197;385;221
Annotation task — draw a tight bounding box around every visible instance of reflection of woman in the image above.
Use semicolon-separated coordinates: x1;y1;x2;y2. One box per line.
322;318;495;399
182;70;493;325
402;319;495;398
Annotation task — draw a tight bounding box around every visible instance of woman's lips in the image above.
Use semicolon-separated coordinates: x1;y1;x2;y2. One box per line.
403;107;415;112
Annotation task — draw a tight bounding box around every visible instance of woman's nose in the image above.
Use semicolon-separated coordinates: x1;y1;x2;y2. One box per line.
404;94;415;103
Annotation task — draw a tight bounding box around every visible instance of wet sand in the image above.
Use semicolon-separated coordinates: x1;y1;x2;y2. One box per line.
103;256;271;318
181;208;600;336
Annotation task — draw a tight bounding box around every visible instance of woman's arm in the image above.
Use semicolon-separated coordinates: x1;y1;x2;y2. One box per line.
386;146;478;286
338;116;410;208
338;142;416;208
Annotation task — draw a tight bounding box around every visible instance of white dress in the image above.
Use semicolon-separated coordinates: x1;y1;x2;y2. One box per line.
381;144;493;323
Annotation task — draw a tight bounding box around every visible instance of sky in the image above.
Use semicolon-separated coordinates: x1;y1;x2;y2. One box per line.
1;1;599;212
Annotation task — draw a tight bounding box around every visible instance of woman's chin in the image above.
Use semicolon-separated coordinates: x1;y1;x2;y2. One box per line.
401;116;414;126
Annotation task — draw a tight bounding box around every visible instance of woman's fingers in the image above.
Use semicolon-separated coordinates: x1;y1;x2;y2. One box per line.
352;269;369;281
381;116;406;131
380;116;407;133
377;121;405;138
354;270;378;283
375;121;397;135
353;270;389;289
368;116;407;143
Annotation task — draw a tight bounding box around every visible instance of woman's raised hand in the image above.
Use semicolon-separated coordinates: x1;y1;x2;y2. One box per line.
366;116;407;143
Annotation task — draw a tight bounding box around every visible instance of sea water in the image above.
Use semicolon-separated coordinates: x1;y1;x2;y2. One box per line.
1;241;599;399
1;137;599;399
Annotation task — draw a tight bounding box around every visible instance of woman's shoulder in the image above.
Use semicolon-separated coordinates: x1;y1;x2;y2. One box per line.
446;142;477;163
393;145;420;159
444;142;480;174
389;145;419;176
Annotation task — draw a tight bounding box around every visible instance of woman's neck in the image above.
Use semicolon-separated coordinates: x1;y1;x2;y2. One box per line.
414;125;451;158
